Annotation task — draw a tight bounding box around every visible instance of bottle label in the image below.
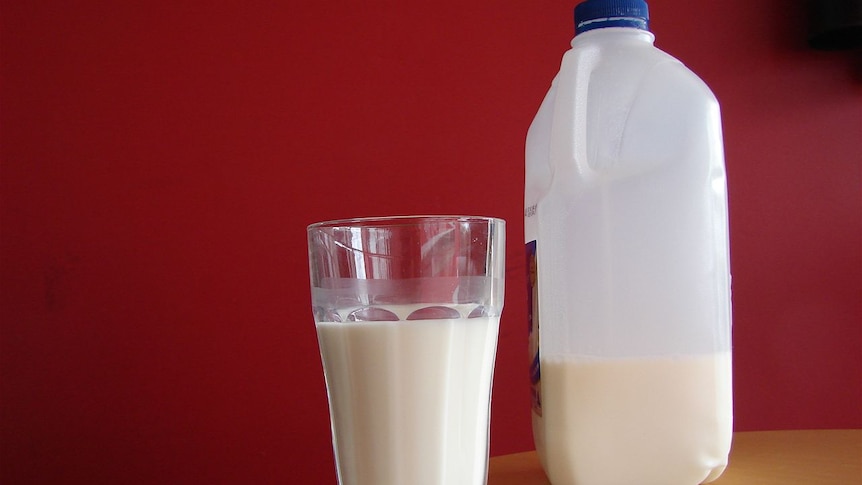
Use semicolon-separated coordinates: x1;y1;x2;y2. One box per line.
527;240;542;416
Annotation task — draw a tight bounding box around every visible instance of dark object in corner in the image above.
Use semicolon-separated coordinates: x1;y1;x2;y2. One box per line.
808;0;862;50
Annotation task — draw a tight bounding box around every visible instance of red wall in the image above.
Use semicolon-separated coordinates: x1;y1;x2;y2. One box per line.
2;0;859;483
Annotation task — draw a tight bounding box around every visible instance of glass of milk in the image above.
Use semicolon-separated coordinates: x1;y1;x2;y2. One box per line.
307;215;505;485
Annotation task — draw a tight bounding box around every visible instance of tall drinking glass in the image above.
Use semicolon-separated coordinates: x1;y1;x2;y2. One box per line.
307;216;506;485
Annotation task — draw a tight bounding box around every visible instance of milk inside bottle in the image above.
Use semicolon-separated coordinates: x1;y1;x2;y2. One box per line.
524;1;733;484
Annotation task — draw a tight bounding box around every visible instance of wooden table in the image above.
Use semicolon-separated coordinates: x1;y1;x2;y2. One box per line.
488;429;861;484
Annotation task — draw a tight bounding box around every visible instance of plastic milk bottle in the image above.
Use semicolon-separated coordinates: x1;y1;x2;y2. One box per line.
524;1;733;484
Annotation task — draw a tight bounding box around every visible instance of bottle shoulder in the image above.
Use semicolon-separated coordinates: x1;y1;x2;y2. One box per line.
561;34;712;100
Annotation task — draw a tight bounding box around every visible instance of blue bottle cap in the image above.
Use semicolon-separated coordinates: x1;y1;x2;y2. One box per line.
574;0;650;35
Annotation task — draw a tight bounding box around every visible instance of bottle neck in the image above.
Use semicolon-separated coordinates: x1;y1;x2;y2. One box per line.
571;26;655;47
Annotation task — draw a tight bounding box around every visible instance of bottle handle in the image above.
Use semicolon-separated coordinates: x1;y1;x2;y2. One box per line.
548;48;598;187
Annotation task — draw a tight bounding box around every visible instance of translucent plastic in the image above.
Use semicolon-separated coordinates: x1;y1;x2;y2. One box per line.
524;28;732;485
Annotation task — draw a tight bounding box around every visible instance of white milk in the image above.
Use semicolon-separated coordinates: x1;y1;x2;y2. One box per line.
316;315;500;485
535;352;733;485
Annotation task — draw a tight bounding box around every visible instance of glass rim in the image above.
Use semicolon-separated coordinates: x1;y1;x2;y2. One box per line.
307;215;505;231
